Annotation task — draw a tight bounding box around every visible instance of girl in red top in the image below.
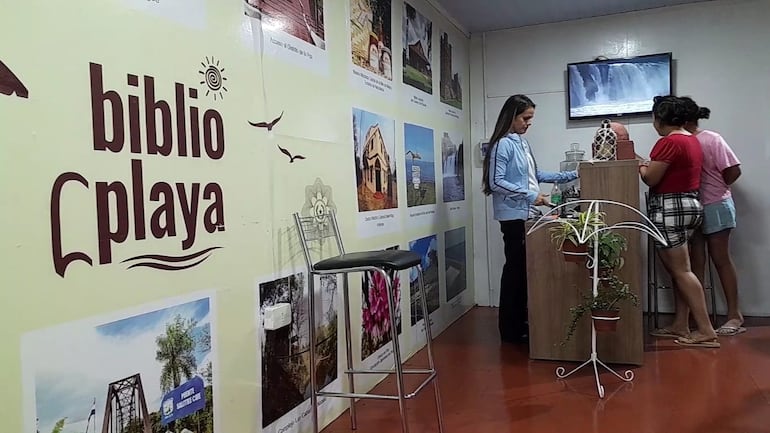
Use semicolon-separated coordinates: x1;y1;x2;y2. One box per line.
640;95;719;348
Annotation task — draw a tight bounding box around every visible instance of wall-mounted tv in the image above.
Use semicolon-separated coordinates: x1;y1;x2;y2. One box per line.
567;52;672;120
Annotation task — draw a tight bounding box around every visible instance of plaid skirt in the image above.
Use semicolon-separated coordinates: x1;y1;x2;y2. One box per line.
647;191;703;249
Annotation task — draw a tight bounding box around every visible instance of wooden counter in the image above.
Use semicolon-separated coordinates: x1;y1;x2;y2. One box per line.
526;160;644;366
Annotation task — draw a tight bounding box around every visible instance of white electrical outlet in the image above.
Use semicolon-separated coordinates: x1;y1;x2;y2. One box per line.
264;303;292;330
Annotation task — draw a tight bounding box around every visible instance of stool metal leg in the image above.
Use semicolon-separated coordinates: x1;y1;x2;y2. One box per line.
417;265;445;433
307;273;319;433
341;273;358;429
707;256;717;325
653;249;660;330
380;268;409;433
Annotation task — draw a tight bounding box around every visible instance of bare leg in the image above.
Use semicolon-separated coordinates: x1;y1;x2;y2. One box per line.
689;230;707;285
707;229;743;327
658;244;716;340
685;230;708;329
657;254;690;335
671;282;691;332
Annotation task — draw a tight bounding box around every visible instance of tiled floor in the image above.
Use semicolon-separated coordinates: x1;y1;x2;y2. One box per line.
324;307;770;433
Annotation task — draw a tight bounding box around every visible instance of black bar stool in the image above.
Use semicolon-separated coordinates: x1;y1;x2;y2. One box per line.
293;210;444;433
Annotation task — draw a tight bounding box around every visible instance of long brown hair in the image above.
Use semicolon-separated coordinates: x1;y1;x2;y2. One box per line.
482;94;536;195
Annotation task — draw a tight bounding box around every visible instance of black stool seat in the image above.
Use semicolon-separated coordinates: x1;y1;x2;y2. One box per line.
315;250;421;272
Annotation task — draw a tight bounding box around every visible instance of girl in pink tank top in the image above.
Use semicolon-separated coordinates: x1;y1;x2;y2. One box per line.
681;96;745;337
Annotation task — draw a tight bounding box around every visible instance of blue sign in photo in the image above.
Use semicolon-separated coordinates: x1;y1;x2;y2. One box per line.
160;376;206;425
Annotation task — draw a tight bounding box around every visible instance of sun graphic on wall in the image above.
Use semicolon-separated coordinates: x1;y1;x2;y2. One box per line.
199;56;228;101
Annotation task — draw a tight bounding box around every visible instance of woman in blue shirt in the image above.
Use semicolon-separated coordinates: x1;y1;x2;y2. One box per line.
482;94;579;344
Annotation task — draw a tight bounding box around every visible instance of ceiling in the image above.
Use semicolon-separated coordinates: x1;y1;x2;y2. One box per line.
432;0;714;33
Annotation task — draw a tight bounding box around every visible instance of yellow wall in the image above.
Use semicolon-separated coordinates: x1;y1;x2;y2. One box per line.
0;1;472;432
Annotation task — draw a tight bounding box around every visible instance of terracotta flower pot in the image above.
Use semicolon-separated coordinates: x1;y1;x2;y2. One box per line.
561;240;588;263
591;309;620;332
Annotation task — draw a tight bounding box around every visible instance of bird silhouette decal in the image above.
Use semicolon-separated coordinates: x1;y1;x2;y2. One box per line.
277;144;305;163
0;60;29;98
248;111;283;131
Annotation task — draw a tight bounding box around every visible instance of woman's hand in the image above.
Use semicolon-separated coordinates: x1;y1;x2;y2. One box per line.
534;193;549;206
638;159;650;174
639;160;669;187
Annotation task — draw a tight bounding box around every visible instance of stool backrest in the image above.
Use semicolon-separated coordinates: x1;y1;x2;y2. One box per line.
293;210;345;271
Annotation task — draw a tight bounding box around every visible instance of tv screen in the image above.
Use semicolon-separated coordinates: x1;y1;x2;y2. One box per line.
567;52;672;120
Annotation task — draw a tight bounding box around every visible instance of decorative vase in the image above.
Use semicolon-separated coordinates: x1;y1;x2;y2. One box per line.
592;119;617;161
561;240;588;263
591;309;620;332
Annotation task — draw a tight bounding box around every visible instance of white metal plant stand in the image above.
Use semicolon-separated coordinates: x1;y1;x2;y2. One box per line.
527;199;667;398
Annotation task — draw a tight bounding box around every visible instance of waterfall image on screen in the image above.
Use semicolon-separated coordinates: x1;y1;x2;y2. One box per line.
567;53;671;119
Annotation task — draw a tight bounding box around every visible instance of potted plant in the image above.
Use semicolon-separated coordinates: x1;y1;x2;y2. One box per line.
559;222;636;343
549;210;605;262
588;230;628;278
562;274;639;343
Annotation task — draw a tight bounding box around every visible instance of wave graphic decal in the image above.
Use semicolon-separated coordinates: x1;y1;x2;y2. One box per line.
122;246;222;271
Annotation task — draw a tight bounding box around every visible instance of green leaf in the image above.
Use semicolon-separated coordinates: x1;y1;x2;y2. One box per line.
51;419;66;433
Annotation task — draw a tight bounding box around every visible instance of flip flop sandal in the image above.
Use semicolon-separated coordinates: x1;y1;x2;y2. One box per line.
674;336;721;348
717;326;747;336
650;328;688;338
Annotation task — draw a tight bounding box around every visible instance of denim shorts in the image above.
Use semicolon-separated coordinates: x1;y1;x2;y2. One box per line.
702;197;737;235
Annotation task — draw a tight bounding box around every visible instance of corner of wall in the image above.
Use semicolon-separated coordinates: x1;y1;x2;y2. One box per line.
469;33;491;307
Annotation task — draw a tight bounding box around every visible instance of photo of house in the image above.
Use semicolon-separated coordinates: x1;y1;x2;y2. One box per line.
439;31;462;109
402;3;432;94
243;0;326;49
350;0;393;80
353;107;398;211
441;131;465;202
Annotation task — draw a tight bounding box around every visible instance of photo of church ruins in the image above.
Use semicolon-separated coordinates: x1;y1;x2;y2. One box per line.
440;31;462;109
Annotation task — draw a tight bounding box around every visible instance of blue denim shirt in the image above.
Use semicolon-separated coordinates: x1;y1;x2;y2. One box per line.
488;133;578;221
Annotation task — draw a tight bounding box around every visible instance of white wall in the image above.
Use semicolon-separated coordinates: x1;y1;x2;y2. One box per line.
471;0;770;315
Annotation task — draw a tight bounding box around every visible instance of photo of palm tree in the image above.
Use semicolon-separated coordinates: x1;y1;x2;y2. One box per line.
258;273;338;429
22;296;215;433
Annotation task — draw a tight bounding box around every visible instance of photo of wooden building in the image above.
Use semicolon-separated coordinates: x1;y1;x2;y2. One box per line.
244;0;325;48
